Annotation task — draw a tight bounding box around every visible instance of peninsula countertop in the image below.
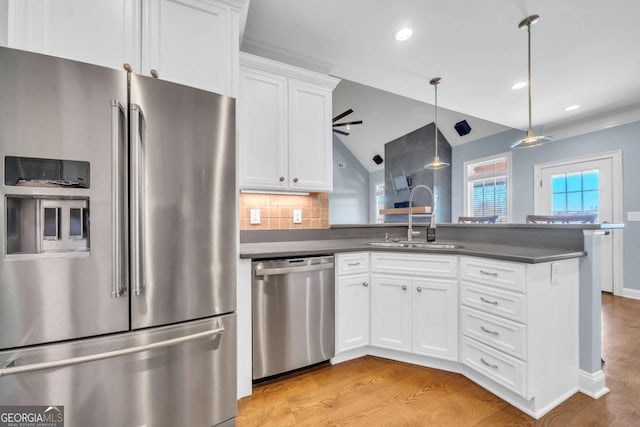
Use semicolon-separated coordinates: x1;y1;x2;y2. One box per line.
239;238;586;263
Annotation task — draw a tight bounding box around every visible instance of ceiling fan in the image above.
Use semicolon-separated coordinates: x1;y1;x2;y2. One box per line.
332;109;363;136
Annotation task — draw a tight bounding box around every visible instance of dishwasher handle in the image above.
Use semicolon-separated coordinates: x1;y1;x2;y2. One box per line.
255;262;334;276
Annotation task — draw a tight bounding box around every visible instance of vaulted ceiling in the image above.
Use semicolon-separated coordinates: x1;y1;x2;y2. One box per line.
242;0;640;170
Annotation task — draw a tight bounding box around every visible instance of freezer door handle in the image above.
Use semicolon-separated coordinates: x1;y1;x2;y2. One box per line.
111;100;127;298
0;321;225;377
130;103;144;297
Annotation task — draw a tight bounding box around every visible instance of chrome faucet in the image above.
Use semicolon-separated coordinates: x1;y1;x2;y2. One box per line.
407;184;436;242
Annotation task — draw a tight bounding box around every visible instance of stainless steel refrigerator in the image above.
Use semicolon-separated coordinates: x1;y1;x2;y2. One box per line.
0;47;237;426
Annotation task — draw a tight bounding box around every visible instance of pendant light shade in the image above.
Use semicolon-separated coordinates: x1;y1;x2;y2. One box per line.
511;14;554;149
424;77;450;170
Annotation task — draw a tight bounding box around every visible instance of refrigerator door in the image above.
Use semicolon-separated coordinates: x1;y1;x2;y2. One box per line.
0;47;129;349
129;74;236;330
0;314;237;427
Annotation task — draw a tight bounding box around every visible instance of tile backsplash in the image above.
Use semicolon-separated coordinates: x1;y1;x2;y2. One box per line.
239;193;329;230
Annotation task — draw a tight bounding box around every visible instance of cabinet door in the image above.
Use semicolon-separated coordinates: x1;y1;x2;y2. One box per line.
238;68;289;190
3;0;139;70
370;274;412;352
141;0;237;95
412;278;458;360
288;80;333;192
337;273;370;352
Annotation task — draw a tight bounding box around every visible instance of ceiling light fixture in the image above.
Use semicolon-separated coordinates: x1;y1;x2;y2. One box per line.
511;15;554;149
564;104;580;112
424;77;450;170
395;28;413;41
511;81;528;90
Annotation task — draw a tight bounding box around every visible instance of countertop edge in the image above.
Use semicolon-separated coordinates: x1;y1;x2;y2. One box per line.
239;243;586;264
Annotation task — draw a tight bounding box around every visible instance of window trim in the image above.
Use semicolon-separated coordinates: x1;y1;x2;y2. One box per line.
463;151;513;222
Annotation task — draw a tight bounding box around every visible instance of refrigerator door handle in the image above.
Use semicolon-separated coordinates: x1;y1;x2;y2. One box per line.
111;100;127;298
130;103;144;297
0;320;225;377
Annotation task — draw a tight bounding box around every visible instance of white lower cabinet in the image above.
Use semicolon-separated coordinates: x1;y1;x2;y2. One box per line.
412;277;458;360
370;274;412;351
370;252;458;359
336;253;370;353
337;273;370;352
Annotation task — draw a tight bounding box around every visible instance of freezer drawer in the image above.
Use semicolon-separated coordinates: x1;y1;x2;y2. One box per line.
0;314;236;427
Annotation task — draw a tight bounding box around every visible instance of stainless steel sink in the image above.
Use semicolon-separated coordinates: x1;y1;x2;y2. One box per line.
367;241;463;249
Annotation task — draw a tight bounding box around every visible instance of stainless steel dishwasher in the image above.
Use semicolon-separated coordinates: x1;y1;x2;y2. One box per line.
252;255;335;380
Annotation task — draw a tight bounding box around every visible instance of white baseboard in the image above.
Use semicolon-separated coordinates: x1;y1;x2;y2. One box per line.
331;347;369;364
622;288;640;300
578;369;610;399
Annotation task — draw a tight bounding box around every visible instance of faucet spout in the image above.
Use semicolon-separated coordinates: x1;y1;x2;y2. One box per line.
407;184;436;241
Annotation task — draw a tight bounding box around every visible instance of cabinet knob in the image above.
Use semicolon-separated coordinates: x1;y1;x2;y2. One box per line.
292;177;299;183
123;63;132;73
416;286;422;292
362;282;368;287
402;285;407;291
150;69;159;78
279;176;285;182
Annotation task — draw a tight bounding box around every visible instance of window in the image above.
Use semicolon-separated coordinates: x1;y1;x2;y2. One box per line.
463;152;512;222
550;170;599;217
375;182;385;224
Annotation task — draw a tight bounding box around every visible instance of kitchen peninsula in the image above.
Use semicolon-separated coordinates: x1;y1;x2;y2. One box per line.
237;222;622;419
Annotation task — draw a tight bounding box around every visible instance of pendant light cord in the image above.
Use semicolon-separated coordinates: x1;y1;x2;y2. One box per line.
527;21;532;133
434;83;439;158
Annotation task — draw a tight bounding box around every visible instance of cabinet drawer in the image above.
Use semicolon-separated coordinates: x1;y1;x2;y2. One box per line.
371;252;457;278
461;281;526;323
461;337;527;397
337;252;370;276
460;257;526;293
461;307;526;360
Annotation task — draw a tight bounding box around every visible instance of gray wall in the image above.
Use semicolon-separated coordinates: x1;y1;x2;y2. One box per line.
452;120;640;290
384;123;452;223
329;135;370;224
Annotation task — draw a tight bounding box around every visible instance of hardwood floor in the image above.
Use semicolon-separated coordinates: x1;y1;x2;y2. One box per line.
237;294;640;426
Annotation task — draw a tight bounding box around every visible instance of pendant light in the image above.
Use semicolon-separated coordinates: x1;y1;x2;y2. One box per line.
511;14;554;148
424;77;450;170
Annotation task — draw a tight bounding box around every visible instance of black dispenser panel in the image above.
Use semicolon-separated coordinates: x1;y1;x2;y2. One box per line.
4;156;90;188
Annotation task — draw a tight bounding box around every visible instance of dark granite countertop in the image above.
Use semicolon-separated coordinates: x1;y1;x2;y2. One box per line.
239;238;586;263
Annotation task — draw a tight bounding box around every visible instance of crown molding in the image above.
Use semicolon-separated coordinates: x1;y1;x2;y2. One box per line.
545;104;640;141
240;51;340;90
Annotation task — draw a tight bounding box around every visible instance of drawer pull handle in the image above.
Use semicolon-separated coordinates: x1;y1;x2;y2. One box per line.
416;287;422;292
480;358;499;369
347;262;361;266
402;285;407;291
480;326;499;335
480;270;499;277
362;282;369;287
480;297;499;305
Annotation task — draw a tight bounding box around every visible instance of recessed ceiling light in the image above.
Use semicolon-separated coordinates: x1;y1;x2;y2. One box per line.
511;81;528;90
564;104;580;112
395;28;413;41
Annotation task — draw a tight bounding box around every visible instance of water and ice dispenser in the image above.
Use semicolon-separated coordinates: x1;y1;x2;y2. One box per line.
4;156;90;255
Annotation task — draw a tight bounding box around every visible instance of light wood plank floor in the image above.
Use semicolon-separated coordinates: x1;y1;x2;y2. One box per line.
238;294;640;426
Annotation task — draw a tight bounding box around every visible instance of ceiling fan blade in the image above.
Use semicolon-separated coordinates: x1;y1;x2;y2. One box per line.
332;109;353;123
333;120;363;127
332;128;350;136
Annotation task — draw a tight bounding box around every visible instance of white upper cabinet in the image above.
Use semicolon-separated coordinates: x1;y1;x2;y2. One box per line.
1;0;245;96
288;80;334;191
141;0;241;95
239;53;340;193
238;67;289;190
2;0;139;70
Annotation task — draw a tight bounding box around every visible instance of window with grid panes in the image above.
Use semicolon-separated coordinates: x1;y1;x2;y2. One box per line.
464;153;512;222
